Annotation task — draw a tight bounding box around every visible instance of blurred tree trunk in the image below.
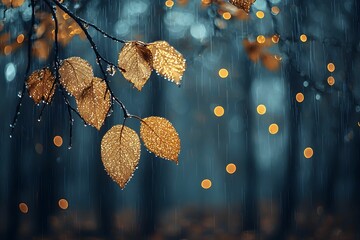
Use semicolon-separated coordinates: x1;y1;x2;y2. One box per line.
138;2;166;238
5;135;21;239
242;60;258;232
273;61;301;239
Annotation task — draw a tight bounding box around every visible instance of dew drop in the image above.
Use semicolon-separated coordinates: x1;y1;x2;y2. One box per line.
106;65;116;76
17;91;22;98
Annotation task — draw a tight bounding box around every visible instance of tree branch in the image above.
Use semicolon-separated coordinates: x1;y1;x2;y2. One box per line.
9;0;36;138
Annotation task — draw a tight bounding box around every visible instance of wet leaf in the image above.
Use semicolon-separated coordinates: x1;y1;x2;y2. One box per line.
1;0;25;8
118;41;152;91
26;68;56;104
76;77;111;130
229;0;256;13
146;41;186;85
101;125;141;189
59;57;93;98
140;116;180;163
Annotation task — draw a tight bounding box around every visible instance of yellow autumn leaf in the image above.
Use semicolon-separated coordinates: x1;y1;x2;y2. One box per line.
76;77;110;130
146;41;186;85
1;0;25;8
140;116;180;163
229;0;256;13
101;125;141;189
59;57;94;98
118;41;152;91
26;68;56;104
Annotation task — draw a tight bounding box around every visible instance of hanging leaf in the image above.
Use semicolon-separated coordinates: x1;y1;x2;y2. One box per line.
140;116;180;163
229;0;256;13
59;57;94;98
76;77;111;130
118;41;152;91
146;41;186;85
1;0;25;8
101;125;141;189
26;68;56;104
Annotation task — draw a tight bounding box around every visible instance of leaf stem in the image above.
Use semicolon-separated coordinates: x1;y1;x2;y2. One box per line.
49;0;130;119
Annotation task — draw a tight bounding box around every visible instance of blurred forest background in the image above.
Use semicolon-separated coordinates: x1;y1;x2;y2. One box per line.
1;0;360;239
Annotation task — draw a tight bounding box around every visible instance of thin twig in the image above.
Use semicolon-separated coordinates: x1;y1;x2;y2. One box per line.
76;18;127;44
50;0;130;118
9;0;35;138
45;0;79;148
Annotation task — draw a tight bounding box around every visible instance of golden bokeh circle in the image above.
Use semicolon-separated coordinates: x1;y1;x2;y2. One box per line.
256;11;265;19
226;163;237;174
257;35;266;44
304;147;314;158
58;199;69;210
300;34;307;42
19;203;28;214
218;68;229;78
222;12;232;20
327;63;335;73
296;93;304;103
53;136;63;147
214;106;225;117
269;123;279;135
201;179;212;189
257;104;267;115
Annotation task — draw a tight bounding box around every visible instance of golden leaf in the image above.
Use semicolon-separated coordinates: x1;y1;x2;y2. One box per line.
261;53;280;71
76;77;111;130
243;39;263;62
26;68;56;104
118;41;152;91
243;39;279;71
229;0;256;13
1;0;25;8
140;116;180;163
32;39;51;60
146;41;186;85
101;125;141;189
59;57;94;98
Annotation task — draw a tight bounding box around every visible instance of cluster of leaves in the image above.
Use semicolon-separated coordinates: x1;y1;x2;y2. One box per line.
202;0;256;15
201;0;281;71
201;0;250;20
1;0;187;189
229;0;256;13
26;39;185;188
1;1;26;55
1;1;84;59
33;6;85;59
118;41;186;90
1;0;25;8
